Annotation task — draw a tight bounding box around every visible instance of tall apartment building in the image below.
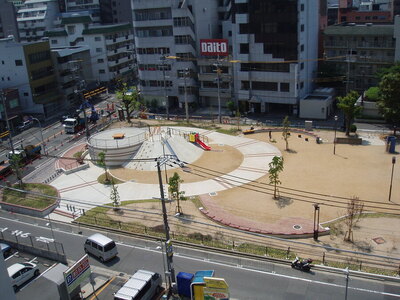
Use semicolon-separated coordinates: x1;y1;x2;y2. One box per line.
231;0;319;115
0;0;19;40
0;37;60;119
323;20;399;94
17;0;60;42
133;0;319;116
45;13;134;83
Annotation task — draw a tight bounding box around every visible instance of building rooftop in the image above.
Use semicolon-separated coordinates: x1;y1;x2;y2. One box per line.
51;45;90;57
61;15;92;25
324;24;393;35
44;29;68;37
82;23;132;35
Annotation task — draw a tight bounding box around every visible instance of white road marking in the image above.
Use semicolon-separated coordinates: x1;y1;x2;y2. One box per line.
5;251;19;261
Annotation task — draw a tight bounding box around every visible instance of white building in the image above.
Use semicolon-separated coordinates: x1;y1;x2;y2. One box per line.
45;13;134;83
0;37;61;119
17;0;60;42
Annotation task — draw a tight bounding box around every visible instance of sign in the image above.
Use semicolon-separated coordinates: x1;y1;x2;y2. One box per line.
166;239;173;257
200;39;229;56
63;255;91;293
203;277;229;300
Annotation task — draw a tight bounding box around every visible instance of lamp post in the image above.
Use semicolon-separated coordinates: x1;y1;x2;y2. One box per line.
344;267;350;300
389;156;396;202
214;61;222;124
333;115;338;155
160;55;169;120
31;117;46;155
183;68;189;123
313;203;320;241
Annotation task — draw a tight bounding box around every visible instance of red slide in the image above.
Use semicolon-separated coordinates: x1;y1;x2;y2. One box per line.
195;134;211;151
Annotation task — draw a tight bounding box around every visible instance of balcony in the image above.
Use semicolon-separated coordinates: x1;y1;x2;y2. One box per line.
105;35;133;45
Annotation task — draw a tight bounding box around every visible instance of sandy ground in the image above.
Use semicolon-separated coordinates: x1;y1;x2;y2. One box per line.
105;120;400;256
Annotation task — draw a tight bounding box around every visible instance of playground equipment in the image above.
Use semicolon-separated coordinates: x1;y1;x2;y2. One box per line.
242;126;255;135
189;133;211;151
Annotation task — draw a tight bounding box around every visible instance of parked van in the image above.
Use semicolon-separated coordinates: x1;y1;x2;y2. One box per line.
114;269;163;300
84;233;118;262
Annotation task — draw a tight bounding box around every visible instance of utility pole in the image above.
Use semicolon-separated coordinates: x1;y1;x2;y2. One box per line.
0;90;15;154
156;159;176;295
214;61;222;123
161;55;170;120
183;68;189;123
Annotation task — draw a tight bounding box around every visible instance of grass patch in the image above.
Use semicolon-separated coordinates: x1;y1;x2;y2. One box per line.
2;183;57;209
73;151;83;159
97;173;124;185
215;128;241;136
190;196;204;209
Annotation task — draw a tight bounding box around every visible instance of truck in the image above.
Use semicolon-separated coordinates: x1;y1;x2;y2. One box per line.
64;116;86;134
8;145;42;163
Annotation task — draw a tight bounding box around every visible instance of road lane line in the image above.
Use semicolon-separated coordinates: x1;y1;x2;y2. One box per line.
89;276;116;300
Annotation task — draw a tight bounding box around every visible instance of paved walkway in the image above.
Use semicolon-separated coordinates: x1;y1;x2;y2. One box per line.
50;127;327;236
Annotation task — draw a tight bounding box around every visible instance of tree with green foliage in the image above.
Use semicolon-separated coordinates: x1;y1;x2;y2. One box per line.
337;90;362;136
9;154;23;187
168;172;185;214
110;181;120;210
282;116;290;151
268;156;284;199
115;83;142;123
377;72;400;126
226;101;235;115
97;151;109;183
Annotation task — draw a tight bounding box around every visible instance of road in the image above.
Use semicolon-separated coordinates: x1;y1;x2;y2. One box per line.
0;212;399;300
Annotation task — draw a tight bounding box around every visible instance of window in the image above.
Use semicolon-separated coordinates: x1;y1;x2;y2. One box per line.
67;25;75;34
1;61;4;64
240;43;249;54
51;39;58;44
301;24;304;32
280;83;290;92
99;69;105;74
7;77;10;81
300;44;304;52
241;81;250;90
252;81;278;91
300;62;304;70
1;77;4;81
95;36;101;41
301;3;304;11
97;59;104;63
15;60;23;66
28;51;50;64
96;48;102;53
23;92;29;96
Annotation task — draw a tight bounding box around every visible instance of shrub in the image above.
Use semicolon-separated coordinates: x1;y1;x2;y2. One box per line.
350;124;357;133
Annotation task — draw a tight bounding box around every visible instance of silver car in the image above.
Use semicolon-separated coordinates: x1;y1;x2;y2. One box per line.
8;262;39;291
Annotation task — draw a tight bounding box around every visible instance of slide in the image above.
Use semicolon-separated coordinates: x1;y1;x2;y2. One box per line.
195;134;211;151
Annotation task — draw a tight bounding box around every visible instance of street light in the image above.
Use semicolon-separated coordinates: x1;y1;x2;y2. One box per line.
333;115;338;155
31;117;46;155
344;267;350;300
389;156;396;202
313;203;320;241
214;61;222;124
160;55;169;120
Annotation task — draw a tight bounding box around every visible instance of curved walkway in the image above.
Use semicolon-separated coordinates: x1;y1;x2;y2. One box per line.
51;127;325;236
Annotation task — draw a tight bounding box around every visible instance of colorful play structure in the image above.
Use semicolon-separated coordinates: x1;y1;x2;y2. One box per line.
189;133;211;151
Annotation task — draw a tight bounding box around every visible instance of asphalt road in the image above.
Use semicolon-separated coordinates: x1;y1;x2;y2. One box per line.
0;213;399;300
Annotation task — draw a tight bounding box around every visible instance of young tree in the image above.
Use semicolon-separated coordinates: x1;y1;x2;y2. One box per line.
282;116;290;151
97;151;109;183
227;101;235;116
9;153;23;187
268;156;284;199
377;72;400;126
110;181;120;210
168;172;185;214
344;196;364;242
337;90;362;136
115;83;142;123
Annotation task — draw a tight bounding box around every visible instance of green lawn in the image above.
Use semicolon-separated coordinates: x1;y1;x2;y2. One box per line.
2;183;57;209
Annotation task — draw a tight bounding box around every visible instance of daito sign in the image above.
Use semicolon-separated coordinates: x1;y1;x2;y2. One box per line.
200;39;229;56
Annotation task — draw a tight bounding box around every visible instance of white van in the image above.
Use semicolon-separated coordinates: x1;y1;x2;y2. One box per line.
114;270;163;300
84;233;118;262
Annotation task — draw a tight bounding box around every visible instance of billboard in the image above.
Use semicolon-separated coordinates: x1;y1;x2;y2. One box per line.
63;255;91;293
200;39;229;56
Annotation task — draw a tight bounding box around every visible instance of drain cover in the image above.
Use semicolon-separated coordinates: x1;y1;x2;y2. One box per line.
293;224;302;230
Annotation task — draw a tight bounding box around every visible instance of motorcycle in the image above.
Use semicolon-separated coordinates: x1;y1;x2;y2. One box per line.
291;257;313;272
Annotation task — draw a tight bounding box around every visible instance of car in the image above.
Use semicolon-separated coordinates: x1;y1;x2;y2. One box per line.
7;262;39;291
0;242;12;258
17;120;33;132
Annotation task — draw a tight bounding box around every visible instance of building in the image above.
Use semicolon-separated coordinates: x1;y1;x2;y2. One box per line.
99;0;132;25
0;0;19;40
0;88;23;132
323;20;399;94
17;0;60;42
45;13;134;84
50;46;93;109
231;0;319;115
0;37;60;119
